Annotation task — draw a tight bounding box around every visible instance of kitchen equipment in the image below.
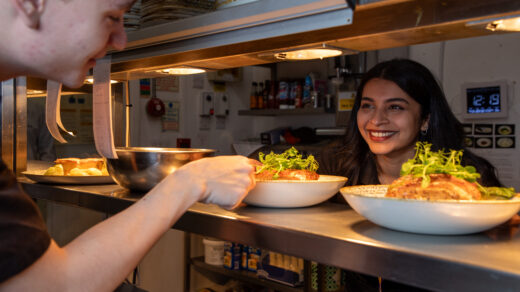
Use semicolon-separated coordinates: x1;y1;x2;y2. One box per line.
23;170;114;185
244;175;347;208
106;147;215;192
340;185;520;235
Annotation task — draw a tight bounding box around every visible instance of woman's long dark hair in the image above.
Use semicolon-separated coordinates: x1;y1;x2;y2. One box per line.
331;58;501;187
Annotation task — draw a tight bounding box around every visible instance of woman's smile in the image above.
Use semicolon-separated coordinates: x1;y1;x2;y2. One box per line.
368;130;397;140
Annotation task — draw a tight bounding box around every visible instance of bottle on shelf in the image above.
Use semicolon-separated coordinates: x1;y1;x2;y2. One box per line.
257;82;264;109
278;81;289;109
302;75;313;108
250;81;258;110
293;81;302;109
263;80;270;109
268;81;276;109
311;90;319;108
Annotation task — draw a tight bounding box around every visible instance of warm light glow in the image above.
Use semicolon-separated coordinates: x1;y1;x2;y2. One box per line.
84;78;119;84
486;17;520;31
27;89;45;95
274;48;343;60
158;68;206;75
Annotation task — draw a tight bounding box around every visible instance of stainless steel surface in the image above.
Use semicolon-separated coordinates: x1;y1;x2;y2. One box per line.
15;77;27;175
1;79;15;170
26;77;92;97
124;81;130;148
1;77;27;175
315;127;346;136
108;0;520;80
110;0;353;78
106;147;215;192
121;0;352;51
20;180;520;292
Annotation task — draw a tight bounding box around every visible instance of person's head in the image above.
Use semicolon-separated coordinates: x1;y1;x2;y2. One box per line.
357;77;428;158
346;58;464;157
335;58;499;187
1;0;136;88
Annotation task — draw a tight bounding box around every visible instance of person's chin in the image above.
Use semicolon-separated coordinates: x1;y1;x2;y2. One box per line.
61;74;87;89
368;144;393;156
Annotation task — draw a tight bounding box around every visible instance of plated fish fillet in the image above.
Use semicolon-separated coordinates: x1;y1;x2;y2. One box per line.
386;174;481;200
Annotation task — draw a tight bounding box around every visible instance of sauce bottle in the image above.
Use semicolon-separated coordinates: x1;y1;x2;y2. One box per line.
250;82;258;109
257;82;264;109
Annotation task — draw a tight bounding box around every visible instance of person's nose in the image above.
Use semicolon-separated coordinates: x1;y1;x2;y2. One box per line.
108;25;127;51
369;107;388;126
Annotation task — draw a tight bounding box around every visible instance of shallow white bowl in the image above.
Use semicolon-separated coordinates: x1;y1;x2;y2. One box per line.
340;185;520;235
245;175;348;208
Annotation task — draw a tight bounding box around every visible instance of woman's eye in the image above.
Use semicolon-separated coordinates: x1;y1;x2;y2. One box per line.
360;103;373;109
389;104;404;111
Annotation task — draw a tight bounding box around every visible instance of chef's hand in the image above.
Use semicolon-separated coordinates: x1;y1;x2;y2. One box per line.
178;156;256;209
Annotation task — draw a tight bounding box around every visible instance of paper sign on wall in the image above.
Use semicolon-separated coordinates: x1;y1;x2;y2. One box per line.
338;91;356;111
156;76;179;92
140;79;150;97
162;101;180;131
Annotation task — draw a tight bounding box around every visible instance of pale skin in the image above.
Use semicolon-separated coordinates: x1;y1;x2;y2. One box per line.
0;0;256;291
357;78;429;184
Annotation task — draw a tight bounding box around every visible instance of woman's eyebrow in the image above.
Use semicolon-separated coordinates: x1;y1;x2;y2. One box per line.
385;97;410;104
361;97;374;102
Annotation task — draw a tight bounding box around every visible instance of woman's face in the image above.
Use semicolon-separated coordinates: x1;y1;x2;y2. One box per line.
357;78;428;158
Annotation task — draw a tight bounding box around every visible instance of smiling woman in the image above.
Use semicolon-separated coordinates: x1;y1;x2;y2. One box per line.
317;58;505;292
319;58;501;189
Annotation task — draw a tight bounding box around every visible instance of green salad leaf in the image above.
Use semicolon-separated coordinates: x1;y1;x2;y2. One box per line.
255;147;318;179
401;142;516;199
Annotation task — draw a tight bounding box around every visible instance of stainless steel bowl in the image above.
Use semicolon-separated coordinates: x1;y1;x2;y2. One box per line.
106;147;215;192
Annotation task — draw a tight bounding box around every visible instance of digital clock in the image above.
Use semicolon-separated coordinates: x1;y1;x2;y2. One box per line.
461;80;508;119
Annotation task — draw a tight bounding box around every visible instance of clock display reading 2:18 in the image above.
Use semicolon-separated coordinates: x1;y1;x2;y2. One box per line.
466;86;501;114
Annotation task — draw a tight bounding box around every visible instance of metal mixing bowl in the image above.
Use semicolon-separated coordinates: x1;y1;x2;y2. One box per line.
106;147;215;192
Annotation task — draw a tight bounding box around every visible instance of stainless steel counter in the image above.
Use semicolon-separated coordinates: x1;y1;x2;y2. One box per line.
20;178;520;292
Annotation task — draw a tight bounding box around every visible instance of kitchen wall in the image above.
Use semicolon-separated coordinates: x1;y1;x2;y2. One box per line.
128;32;520;189
409;32;520;190
128;66;336;155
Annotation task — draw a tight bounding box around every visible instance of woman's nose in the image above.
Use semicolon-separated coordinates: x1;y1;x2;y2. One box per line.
369;108;388;125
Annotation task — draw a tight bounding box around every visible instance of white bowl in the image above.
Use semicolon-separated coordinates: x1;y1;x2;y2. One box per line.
340;185;520;235
245;175;348;208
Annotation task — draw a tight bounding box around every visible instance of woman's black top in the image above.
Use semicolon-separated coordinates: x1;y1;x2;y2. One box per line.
0;160;51;283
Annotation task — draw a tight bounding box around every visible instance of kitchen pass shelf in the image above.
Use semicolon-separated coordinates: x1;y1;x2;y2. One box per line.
238;108;334;116
190;257;305;292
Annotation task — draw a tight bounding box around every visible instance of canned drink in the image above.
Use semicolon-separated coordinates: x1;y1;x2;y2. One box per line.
223;242;241;270
277;81;289;109
290;81;302;109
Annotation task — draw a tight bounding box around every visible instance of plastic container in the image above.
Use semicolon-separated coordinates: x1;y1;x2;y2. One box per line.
203;238;225;266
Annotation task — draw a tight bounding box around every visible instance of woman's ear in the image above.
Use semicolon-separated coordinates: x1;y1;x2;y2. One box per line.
10;0;45;29
421;114;430;131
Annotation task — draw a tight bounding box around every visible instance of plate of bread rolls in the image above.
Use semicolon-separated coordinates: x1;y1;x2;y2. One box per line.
23;158;114;184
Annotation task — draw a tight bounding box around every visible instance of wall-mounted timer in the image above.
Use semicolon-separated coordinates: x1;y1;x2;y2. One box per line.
461;80;508;119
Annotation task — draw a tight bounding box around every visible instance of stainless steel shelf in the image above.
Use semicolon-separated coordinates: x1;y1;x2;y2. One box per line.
238;108;334;116
191;257;304;292
19;178;520;292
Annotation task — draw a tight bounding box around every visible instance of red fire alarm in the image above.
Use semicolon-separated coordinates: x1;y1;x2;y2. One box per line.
146;97;166;117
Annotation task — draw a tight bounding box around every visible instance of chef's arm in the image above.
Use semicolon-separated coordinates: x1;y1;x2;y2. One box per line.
0;156;255;291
